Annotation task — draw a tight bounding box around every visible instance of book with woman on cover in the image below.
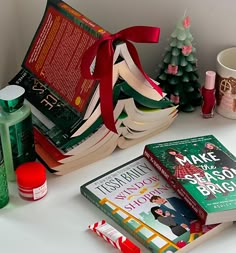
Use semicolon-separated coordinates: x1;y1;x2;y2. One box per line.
143;135;236;225
80;155;231;253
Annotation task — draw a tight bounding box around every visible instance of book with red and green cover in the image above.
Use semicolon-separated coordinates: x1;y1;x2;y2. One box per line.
9;0;179;175
143;135;236;225
80;155;232;253
9;0;110;143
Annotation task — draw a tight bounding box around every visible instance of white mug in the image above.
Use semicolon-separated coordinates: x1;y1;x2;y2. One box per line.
216;47;236;119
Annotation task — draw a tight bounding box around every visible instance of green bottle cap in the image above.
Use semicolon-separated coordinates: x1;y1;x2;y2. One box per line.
0;85;25;113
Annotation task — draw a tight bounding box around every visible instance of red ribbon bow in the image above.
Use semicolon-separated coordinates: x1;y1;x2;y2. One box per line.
81;26;162;133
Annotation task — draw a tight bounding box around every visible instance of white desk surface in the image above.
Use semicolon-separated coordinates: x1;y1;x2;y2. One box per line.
1;108;236;253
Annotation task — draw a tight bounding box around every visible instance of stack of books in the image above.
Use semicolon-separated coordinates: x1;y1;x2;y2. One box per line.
9;0;177;175
81;134;236;252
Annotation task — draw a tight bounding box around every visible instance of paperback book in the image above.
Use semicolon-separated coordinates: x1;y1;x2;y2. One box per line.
33;98;177;175
81;155;232;253
9;0;110;143
9;0;178;175
143;135;236;225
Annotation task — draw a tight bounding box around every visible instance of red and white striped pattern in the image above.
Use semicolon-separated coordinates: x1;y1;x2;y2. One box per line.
88;220;125;251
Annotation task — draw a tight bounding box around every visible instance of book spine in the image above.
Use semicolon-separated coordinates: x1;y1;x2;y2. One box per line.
143;146;208;224
35;147;58;174
33;127;67;161
80;187;156;253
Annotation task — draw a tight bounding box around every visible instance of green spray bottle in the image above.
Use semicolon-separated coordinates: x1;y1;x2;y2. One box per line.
0;85;36;181
0;141;9;208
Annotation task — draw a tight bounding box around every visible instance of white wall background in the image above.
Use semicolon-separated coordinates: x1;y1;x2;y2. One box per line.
1;0;236;86
0;0;18;85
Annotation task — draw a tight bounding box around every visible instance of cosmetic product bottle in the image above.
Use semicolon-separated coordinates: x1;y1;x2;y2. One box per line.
201;71;216;118
16;161;47;201
0;85;36;181
0;142;9;208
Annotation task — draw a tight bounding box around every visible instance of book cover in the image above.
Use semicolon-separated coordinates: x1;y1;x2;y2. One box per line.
143;135;236;225
11;0;109;140
80;155;231;253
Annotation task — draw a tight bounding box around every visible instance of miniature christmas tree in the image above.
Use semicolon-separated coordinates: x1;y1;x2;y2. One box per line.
156;16;202;112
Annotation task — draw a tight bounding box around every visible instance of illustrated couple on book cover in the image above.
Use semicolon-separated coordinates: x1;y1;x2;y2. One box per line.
150;195;197;237
83;157;196;247
144;134;236;225
81;153;232;252
164;141;236;201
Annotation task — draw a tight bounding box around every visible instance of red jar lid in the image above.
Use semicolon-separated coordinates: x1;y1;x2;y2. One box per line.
16;162;46;188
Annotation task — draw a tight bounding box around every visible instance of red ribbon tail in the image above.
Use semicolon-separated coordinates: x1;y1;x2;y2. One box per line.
99;76;118;133
96;42;118;133
81;26;163;133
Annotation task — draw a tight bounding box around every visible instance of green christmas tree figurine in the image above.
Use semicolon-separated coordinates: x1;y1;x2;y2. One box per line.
156;16;202;112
